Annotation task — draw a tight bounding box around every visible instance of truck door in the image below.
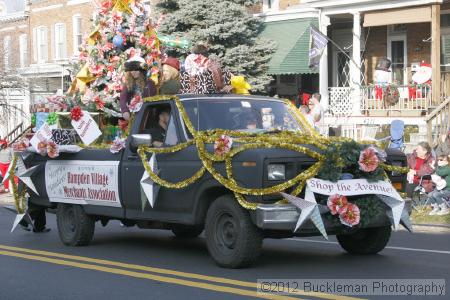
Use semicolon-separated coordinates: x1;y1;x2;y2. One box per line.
121;101;202;223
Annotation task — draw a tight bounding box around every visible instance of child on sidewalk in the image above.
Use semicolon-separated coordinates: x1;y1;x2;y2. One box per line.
428;154;450;215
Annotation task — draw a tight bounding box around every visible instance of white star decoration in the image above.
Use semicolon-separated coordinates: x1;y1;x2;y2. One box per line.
140;154;160;209
280;192;328;239
15;156;40;195
377;194;408;231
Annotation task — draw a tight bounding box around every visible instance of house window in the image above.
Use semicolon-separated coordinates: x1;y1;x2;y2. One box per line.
390;40;406;84
35;26;48;63
54;23;67;60
72;15;82;54
19;34;28;68
3;36;11;70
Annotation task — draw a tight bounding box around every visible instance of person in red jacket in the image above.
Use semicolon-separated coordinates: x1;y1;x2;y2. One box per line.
406;141;435;197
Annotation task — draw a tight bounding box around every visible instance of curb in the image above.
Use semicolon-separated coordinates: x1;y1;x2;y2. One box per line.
412;223;450;229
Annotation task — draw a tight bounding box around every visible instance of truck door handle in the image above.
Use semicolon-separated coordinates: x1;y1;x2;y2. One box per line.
128;154;139;160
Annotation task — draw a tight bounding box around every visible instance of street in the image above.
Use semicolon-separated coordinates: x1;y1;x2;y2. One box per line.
0;207;448;300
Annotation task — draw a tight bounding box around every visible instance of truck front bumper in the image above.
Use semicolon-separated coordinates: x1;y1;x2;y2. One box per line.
255;204;299;231
254;203;393;233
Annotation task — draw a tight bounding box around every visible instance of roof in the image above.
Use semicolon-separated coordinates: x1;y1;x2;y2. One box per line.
260;18;318;75
177;94;283;102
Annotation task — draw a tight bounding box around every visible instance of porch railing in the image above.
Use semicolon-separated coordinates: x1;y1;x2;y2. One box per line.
425;97;450;147
361;85;432;113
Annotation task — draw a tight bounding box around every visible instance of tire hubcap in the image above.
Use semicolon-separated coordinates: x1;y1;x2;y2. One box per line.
216;213;238;249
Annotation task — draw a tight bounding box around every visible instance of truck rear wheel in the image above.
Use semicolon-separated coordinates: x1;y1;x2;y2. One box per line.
171;224;203;238
56;204;95;246
205;195;262;268
336;225;391;254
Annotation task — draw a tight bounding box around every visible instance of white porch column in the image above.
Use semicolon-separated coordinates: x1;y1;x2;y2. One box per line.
319;14;330;111
351;12;362;116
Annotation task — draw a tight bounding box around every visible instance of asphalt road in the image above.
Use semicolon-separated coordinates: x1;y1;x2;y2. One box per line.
0;207;449;300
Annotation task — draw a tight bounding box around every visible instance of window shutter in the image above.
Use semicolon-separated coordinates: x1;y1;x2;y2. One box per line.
52;24;56;60
43;27;48;62
442;35;450;66
33;27;37;63
19;34;28;67
61;23;67;59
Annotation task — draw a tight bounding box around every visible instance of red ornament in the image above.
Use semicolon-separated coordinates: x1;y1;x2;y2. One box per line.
70;106;84;122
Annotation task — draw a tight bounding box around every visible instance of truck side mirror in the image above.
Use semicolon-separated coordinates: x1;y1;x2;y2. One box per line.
130;134;152;152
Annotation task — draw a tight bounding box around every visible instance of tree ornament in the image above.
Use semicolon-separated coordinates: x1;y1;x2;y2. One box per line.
112;34;124;48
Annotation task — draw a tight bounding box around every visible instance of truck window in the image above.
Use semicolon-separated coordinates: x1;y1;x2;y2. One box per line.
140;104;179;147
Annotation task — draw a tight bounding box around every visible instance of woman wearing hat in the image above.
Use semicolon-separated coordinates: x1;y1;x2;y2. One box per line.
119;56;157;120
159;56;181;95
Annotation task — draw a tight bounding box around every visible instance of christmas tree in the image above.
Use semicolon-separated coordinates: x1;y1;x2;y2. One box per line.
156;0;275;92
68;0;161;116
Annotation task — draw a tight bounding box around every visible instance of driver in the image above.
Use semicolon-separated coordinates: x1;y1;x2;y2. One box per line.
146;108;170;147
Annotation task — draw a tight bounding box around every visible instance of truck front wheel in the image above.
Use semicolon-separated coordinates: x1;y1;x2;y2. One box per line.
336;225;391;255
205;195;262;268
56;204;95;246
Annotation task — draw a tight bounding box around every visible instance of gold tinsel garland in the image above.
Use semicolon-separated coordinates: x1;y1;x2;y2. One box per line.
9;155;27;214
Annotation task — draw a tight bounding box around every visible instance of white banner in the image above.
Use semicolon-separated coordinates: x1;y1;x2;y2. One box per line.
45;160;121;207
305;178;406;230
306;178;403;201
71;111;102;145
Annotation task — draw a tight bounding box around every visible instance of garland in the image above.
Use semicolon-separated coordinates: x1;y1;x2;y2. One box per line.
133;95;408;210
9;155;27;214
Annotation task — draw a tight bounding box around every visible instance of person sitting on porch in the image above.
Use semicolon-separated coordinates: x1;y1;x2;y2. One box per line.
373;58;392;100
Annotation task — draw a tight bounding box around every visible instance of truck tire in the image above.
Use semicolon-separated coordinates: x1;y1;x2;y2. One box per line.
57;204;95;246
171;224;203;238
336;226;391;255
205;195;262;268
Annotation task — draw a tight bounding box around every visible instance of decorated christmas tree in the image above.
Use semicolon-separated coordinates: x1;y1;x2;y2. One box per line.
68;0;161;117
156;0;275;92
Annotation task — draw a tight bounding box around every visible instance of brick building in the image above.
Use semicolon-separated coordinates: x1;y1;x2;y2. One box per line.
23;0;95;105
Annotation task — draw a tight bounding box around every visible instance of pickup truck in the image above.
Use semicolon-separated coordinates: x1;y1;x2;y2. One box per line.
25;94;408;268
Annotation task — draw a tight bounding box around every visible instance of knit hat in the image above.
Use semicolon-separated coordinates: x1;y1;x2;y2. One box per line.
162;57;180;71
125;56;147;72
0;139;7;147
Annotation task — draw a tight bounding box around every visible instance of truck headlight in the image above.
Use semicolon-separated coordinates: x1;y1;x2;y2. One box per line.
268;164;285;181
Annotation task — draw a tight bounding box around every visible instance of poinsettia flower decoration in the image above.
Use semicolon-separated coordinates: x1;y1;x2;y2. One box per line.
358;146;379;172
128;95;143;112
338;203;360;227
47;141;60;159
110;137;126;154
214;135;233;156
327;194;349;215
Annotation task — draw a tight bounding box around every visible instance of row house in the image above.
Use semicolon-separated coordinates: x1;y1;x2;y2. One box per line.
24;0;95;106
257;0;450;147
0;0;95;140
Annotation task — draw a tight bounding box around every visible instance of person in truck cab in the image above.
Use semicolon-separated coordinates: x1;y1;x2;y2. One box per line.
143;107;171;147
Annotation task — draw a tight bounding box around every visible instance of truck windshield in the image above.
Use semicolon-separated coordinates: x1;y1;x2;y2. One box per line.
182;99;303;133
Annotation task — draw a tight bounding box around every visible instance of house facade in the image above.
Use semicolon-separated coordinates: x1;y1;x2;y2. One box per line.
258;0;450;146
24;0;95;107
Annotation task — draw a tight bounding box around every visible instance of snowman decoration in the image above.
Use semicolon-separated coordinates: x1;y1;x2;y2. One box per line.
261;108;275;129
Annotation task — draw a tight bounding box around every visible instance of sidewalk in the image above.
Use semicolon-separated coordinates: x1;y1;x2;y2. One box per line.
0;192;14;206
